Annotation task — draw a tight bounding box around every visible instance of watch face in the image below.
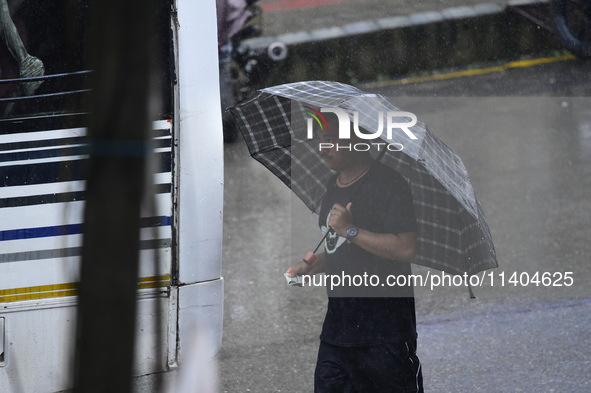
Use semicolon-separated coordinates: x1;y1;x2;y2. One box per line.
347;226;358;239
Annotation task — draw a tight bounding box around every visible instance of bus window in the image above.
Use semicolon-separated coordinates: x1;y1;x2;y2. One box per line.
0;0;173;127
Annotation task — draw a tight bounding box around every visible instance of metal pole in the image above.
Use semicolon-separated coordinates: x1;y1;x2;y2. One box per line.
74;0;157;391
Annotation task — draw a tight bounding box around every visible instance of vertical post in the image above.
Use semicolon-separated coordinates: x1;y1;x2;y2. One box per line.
74;0;157;391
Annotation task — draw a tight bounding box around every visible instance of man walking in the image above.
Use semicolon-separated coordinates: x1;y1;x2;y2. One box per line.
286;114;423;392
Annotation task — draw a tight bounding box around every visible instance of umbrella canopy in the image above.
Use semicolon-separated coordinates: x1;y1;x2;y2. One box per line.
230;81;497;276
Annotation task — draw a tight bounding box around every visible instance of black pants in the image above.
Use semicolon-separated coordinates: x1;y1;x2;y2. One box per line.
314;340;423;393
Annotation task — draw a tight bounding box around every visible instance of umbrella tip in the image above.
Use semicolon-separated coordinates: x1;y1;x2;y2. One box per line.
468;283;476;299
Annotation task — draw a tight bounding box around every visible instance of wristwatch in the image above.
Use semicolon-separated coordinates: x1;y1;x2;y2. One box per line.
346;226;358;241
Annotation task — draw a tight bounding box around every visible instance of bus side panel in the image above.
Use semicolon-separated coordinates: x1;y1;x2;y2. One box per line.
0;295;171;393
133;295;171;376
177;278;224;361
175;0;224;285
0;304;77;393
0;121;174;391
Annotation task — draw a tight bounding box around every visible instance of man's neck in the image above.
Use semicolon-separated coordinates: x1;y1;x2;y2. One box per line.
338;155;373;186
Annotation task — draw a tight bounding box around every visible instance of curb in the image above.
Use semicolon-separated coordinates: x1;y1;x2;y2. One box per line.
246;0;564;86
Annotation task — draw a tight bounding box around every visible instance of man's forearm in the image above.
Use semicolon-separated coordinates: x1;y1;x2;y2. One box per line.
349;229;416;261
328;202;416;262
308;252;326;275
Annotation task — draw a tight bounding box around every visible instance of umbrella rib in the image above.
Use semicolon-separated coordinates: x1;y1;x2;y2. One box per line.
413;182;476;219
235;106;260;152
273;95;291;124
459;221;480;235
416;219;461;235
418;238;464;255
414;200;462;215
464;238;489;253
411;180;455;195
413;255;463;275
467;257;498;273
255;100;279;147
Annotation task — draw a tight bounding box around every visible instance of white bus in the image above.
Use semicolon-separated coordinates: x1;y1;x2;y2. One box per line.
0;1;224;391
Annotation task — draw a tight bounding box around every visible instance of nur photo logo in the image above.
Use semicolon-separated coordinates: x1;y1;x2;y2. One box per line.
305;107;418;152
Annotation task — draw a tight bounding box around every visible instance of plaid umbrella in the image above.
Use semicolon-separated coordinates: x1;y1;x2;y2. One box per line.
230;81;497;276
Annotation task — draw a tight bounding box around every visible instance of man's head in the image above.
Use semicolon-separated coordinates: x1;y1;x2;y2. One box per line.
313;112;370;172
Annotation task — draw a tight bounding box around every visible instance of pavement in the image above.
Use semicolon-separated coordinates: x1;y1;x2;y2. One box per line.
246;0;565;86
257;0;511;37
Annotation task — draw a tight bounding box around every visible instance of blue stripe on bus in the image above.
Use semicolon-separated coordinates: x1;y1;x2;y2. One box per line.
0;216;171;241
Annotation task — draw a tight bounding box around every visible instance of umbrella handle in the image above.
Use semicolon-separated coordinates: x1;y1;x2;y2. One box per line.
302;228;333;265
302;251;317;265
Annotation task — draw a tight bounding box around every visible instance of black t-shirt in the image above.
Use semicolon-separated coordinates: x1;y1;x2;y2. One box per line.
318;162;418;346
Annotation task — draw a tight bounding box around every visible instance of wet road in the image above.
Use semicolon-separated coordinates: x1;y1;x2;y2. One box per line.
220;57;591;392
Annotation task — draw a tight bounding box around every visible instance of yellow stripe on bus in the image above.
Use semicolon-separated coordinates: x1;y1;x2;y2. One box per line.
0;275;171;303
138;275;171;283
0;289;79;303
